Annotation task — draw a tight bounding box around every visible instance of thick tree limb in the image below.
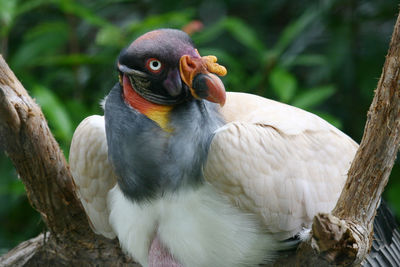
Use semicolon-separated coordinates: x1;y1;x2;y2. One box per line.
0;55;136;266
0;54;86;239
296;10;400;266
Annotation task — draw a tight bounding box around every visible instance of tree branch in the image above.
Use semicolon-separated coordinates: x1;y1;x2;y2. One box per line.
0;55;86;237
0;55;136;266
296;10;400;266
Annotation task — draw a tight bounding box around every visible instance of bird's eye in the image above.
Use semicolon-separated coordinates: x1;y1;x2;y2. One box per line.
146;58;163;73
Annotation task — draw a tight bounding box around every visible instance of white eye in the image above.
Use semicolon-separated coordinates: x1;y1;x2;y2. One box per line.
146;58;163;73
150;60;161;70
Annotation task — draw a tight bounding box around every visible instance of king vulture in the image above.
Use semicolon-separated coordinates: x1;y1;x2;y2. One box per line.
69;28;400;267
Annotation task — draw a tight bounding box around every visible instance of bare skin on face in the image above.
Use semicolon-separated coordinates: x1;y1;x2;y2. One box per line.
148;235;182;267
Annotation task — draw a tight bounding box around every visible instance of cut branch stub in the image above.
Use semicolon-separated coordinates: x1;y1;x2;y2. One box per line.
309;214;369;266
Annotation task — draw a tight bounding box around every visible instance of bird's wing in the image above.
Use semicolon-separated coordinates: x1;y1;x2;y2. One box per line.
69;115;116;239
204;92;359;240
362;201;400;266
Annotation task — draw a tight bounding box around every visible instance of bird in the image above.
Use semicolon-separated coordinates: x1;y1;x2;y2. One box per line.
69;28;400;267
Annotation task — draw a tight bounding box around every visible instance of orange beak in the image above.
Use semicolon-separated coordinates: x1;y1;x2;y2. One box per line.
179;54;227;106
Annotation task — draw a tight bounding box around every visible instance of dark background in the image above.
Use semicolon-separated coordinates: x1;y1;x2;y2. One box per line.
0;0;399;255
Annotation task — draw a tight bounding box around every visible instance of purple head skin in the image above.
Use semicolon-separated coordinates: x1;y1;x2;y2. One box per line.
116;29;199;105
117;29;226;106
163;69;182;97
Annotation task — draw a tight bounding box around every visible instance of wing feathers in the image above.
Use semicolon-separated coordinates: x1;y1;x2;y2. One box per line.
205;92;358;240
69;115;116;239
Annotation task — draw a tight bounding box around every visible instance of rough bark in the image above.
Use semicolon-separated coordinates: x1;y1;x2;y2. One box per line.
0;10;399;267
296;10;400;267
0;55;137;266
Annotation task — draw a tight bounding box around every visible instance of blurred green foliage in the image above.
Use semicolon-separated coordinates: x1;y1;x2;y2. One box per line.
0;0;399;254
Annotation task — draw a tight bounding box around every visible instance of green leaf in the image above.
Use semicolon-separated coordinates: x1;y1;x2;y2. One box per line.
386;175;400;221
35;54;109;66
96;25;124;47
290;54;327;66
0;179;25;195
0;0;17;36
32;85;73;143
192;20;225;45
57;0;111;27
11;22;69;70
15;0;50;16
273;9;317;56
269;67;297;103
0;0;16;24
224;18;265;52
281;54;327;68
271;0;338;58
127;10;194;37
65;100;91;127
193;17;265;52
291;85;335;109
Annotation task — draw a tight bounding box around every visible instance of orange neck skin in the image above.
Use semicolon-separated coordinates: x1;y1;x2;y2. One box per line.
122;75;173;131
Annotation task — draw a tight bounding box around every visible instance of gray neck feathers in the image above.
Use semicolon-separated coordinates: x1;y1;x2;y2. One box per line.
104;84;225;202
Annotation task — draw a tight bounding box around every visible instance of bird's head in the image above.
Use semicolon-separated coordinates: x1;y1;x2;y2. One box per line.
105;29;227;200
117;29;227;112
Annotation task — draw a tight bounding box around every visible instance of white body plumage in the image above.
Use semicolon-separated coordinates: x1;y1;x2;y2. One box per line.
108;184;277;267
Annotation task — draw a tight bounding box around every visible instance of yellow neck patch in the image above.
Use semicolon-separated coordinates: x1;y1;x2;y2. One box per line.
145;106;173;132
122;75;174;132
